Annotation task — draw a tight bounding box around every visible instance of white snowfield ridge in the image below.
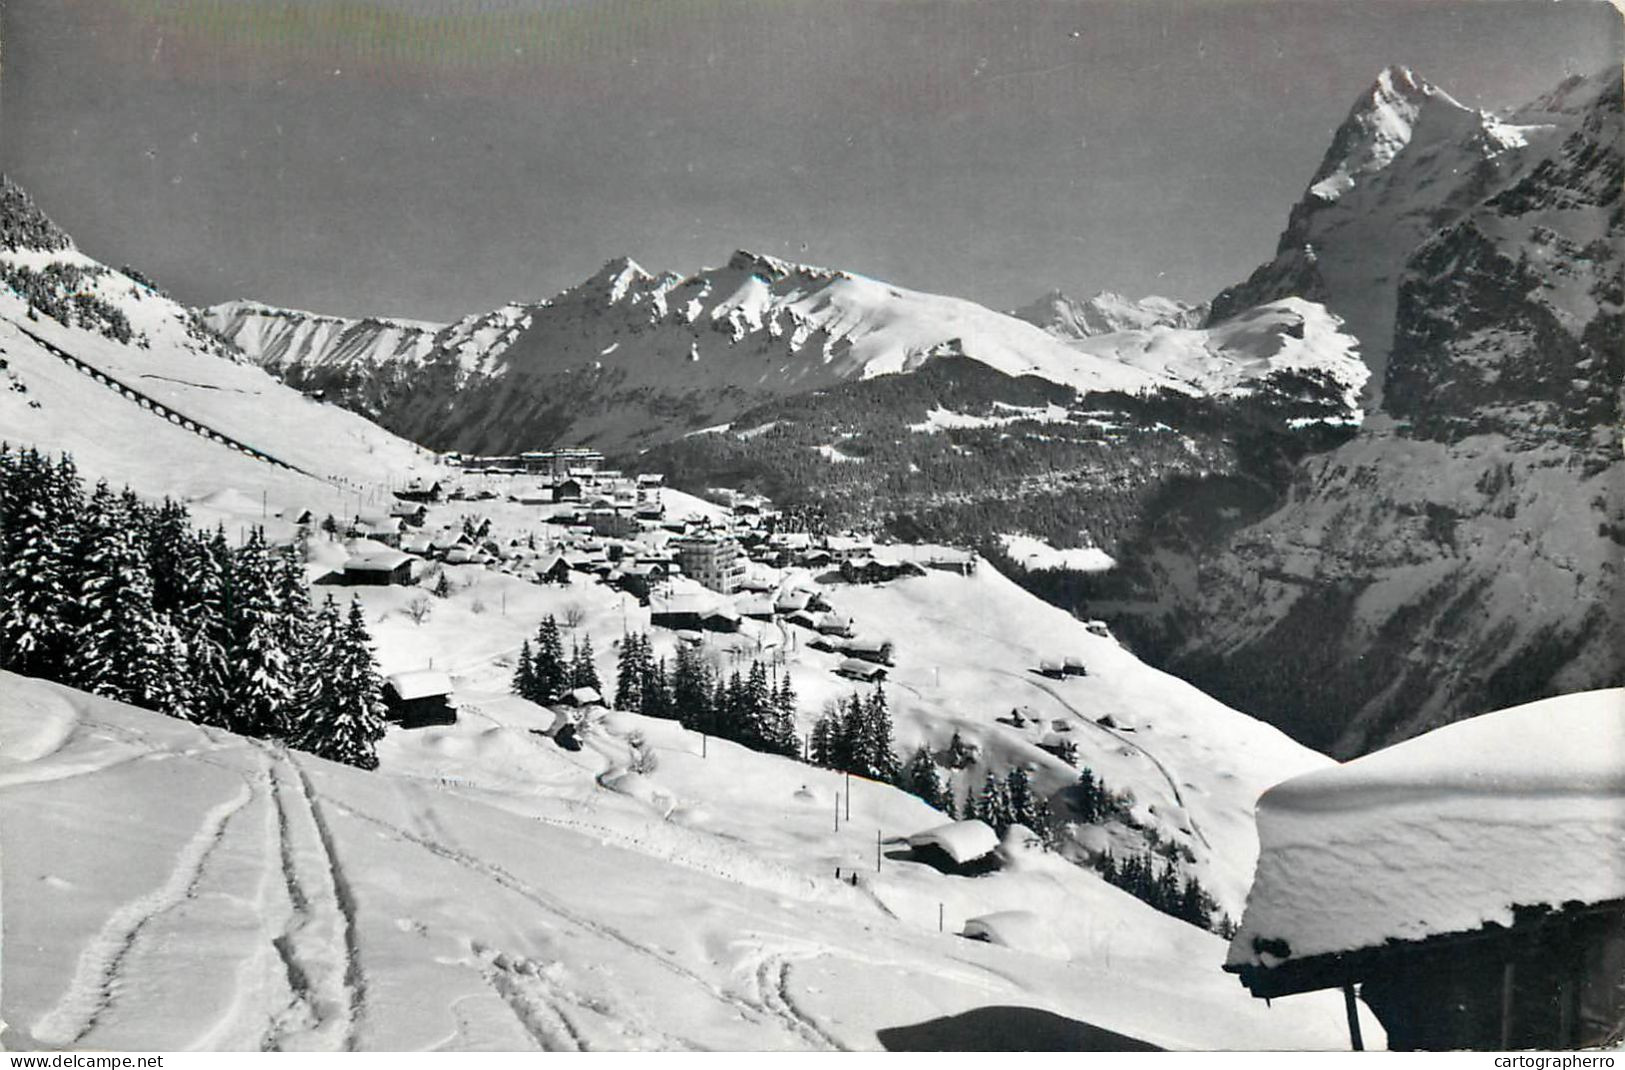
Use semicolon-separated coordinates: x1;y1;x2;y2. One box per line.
1229;689;1625;968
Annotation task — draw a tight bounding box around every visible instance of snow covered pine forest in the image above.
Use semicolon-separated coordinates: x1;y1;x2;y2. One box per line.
1;46;1622;1054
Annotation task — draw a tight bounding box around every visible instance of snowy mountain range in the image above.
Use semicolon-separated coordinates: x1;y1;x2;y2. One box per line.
204;250;1363;454
1101;66;1624;756
1012;289;1208;339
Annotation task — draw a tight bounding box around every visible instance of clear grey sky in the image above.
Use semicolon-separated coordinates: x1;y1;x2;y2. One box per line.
2;0;1618;322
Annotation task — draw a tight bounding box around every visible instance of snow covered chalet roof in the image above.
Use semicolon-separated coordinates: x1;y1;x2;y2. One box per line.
906;820;999;865
1228;689;1625;971
345;550;413;572
385;670;453;701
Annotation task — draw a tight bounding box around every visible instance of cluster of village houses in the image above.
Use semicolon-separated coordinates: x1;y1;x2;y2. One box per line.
320;448;988;713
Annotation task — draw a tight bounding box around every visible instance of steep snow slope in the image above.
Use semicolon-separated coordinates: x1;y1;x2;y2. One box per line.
2;669;1367;1051
205;301;443;374
0;191;441;527
1067;297;1368;420
1208;65;1567;399
1013;289;1208;338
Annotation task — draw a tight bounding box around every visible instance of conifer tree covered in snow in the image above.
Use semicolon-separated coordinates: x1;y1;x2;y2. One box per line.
65;480;164;706
0;446;389;771
613;632;649;712
0;447;81;678
671;642;713;733
531;615;568;703
180;527;235;727
226;528;293;738
902;743;949;811
289;595;342;753
512;639;536;699
291;597;388;770
808;685;898;781
570;635;602;693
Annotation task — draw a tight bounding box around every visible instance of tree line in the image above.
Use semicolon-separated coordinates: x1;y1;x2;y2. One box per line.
513;624;802;760
0;445;389;769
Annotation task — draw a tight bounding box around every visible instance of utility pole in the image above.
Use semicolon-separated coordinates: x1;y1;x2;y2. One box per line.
876;829;881;873
845;771;852;821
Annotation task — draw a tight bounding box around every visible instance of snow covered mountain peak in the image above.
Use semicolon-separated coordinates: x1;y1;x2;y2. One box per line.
1012;288;1208;339
1306;66;1476;204
723;248;846;283
560;255;660;307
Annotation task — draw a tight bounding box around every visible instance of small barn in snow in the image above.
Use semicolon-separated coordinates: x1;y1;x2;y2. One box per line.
382;670;456;728
835;658;888;683
906;820;1000;875
340;551;414;586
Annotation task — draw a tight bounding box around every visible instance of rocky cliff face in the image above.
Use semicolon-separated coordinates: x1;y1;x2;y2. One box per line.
1207;66;1553;398
1114;69;1623;757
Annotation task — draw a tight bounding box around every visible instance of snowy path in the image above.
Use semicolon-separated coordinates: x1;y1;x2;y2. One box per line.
994;669;1214;850
254;743;366;1051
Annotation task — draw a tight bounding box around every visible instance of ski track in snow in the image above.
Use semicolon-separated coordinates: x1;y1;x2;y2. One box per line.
750;951;846;1051
317;796;825;1045
250;741;364;1052
286;757;368;1051
30;776;256;1047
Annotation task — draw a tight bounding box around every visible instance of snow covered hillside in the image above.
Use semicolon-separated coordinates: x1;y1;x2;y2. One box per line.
1066;297;1368;420
204;301;444;379
0;179;441;527
203;250;1362;454
1;667;1367;1051
0;447;1357;1050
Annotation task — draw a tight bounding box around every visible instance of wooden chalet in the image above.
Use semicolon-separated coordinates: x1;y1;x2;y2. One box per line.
835;658;887;682
340;550;414;586
382;670;455;728
395;479;444;503
1231;901;1625;1051
905;820;999;876
843;636;894;665
532;553;572;585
